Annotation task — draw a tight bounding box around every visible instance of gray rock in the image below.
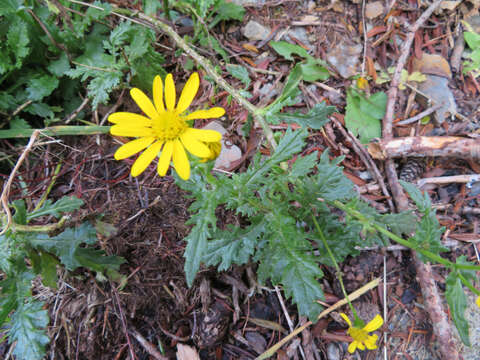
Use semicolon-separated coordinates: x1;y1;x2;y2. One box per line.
326;41;363;79
202;121;242;170
231;0;266;6
283;27;313;48
242;20;271;41
417;75;457;125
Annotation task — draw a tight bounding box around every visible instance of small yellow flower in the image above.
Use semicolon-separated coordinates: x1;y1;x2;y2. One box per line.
200;141;222;163
109;73;225;180
476;296;480;309
340;313;383;353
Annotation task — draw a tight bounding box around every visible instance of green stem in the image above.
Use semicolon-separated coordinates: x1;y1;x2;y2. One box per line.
458;273;480;296
32;162;62;214
0;125;110;139
331;200;480;272
11;216;68;232
310;212;358;319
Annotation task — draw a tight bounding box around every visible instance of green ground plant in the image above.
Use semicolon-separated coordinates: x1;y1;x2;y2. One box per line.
0;194;124;360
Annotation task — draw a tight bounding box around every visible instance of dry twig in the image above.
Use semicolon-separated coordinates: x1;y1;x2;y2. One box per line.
381;1;460;359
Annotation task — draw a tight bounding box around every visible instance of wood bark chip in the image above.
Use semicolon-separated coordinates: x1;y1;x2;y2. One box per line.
368;136;480;160
381;1;461;359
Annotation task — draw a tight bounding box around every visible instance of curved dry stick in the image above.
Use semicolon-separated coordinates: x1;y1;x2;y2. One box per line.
381;1;460;359
0;130;40;235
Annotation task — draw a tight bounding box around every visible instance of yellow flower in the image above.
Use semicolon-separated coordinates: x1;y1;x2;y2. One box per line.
109;73;224;180
200;140;222;163
476;296;480;309
340;313;383;353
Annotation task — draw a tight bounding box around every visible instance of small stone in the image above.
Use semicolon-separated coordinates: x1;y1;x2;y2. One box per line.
326;41;363;79
365;1;384;19
245;332;267;354
326;342;341;360
283;27;312;48
242;20;271;41
417;75;457;125
202;121;242;170
231;0;266;6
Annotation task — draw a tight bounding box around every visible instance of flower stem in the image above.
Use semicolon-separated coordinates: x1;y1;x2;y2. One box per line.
311;212;359;320
458;273;480;296
331;200;480;272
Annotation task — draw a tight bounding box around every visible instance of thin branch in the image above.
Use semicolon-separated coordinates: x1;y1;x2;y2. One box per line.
0;130;40;235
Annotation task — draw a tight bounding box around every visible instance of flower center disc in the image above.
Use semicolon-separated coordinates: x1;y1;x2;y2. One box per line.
152;111;187;140
348;327;368;342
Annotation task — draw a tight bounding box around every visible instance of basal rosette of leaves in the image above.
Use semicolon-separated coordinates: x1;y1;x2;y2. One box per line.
0;196;124;360
177;128;420;320
0;0;166;132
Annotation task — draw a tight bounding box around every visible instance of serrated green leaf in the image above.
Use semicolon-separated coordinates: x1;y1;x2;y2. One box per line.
184;191;218;286
289;152;318;178
143;0;162;15
204;220;264;271
445;273;470;346
0;269;34;326
9;301;50;360
226;64;251;87
27;196;84;221
9;117;32;131
212;1;245;22
29;250;59;289
274;102;335;129
270;40;309;60
28;222;124;273
0;0;23;16
381;211;417;237
26;75;59;102
86;71;122;109
24;102;54;118
306;151;355;201
48;53;70;77
400;180;431;212
345;88;385;143
12;199;27;225
5;18;30;72
282;263;324;320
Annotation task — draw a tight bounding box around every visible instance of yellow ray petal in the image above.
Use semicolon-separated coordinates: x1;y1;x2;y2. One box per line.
363;315;383;332
114;137;155;160
347;341;358;354
153;75;165;113
183;128;222;142
108;112;153;126
176;72;199;114
340;313;352;327
172;139;190;180
110;125;153;137
157;140;174;176
164;73;176;111
184;107;225;120
476;296;480;309
180;131;212;158
364;334;378;350
130;88;158;119
131;140;163;177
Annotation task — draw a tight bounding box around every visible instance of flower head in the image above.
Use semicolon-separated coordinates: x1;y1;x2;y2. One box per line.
340;313;383;353
109;73;224;180
476;296;480;309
